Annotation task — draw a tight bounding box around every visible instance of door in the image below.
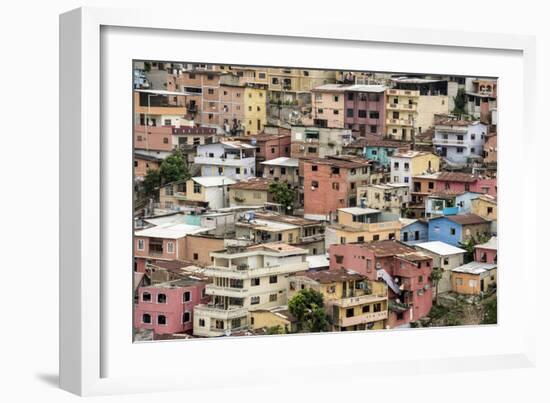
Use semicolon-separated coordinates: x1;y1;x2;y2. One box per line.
480;279;485;292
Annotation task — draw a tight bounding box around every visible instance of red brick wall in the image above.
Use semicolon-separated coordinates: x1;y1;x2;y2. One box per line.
303;162;350;217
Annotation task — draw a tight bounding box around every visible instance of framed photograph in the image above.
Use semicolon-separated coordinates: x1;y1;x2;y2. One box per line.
60;6;536;396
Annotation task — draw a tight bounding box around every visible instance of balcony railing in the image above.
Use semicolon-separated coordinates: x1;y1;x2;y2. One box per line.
386;103;417;111
386;118;413;126
433;138;466;146
338;311;388;327
332;293;387;308
206;284;249;298
194;304;248;320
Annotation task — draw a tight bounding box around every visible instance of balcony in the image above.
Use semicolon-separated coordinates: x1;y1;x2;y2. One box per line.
205;284;249;298
386;89;420;97
194;304;249;320
386;118;413;127
202;262;309;279
332;293;387;308
338;311;388;327
386;103;417;111
433;138;466;146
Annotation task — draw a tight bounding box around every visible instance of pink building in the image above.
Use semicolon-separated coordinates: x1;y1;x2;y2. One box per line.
344;85;386;136
134;276;209;335
134;125;174;151
329;240;433;328
474;236;497;263
434;172;497;197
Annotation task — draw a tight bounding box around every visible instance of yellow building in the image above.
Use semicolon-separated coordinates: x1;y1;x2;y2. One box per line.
228;177;273;207
471;195;497;221
451;262;497;295
250;306;297;333
325;207;402;248
385;88;420;140
243;84;268;135
289;269;388;331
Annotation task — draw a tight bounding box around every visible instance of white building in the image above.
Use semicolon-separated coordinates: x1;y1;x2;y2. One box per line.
193;243;308;337
414;241;466;294
194;141;256;180
433;120;487;166
190;176;236;209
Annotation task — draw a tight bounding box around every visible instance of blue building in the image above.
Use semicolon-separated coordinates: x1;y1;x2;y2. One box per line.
400;218;428;245
428;214;491;246
364;139;408;168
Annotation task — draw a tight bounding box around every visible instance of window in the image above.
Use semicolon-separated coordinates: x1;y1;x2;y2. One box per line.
183;291;191;302
450;228;456;236
404;177;409;183
428;182;434;190
311;165;318;171
193;253;198;260
163;137;169;144
335;255;344;264
374;303;382;312
456;278;463;286
358;110;367;118
347;93;354;101
394;162;399;169
280;167;286;175
251;296;260;305
346;308;354;318
468;279;477;288
369;111;380;119
362;305;370;313
418;276;423;283
340;237;346;244
317;108;324;114
251;278;260;286
311;180;319;189
346;109;354;118
333;110;339;115
142;313;151;324
259;72;266;79
137;239;144;251
215;320;224;330
334;95;339;102
142;292;151;302
269;294;277;302
167;241;174;254
199;319;205;327
269;275;278;284
332;182;339;191
183;312;191;323
307;147;317;153
404;162;410;171
443;257;449;265
207;88;214;95
188;73;196;79
370;125;377;133
158;315;167;325
373;235;380;241
396;312;404;320
487;207;494;215
157;293;167;304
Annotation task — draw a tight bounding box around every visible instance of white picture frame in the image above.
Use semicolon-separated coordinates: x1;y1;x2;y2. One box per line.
60;6;537;396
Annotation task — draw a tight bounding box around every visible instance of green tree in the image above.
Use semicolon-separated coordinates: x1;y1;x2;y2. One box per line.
453;88;467;115
142;168;161;199
159;149;190;184
268;181;295;213
481;296;497;324
266;325;286;335
143;62;151;72
288;288;329;333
